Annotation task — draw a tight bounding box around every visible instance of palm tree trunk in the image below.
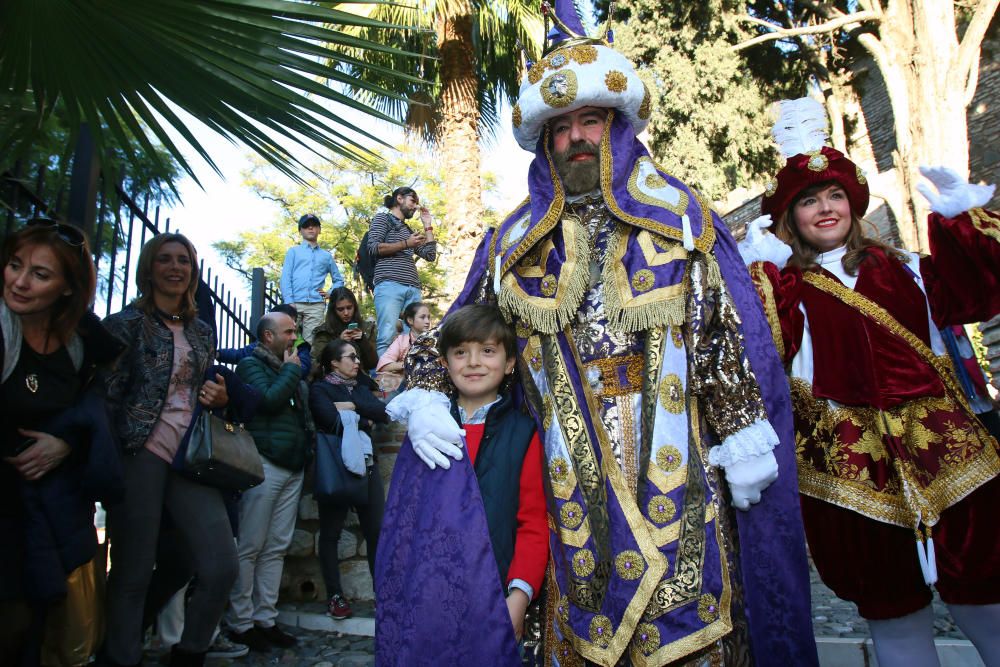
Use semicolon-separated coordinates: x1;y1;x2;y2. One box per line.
436;11;484;301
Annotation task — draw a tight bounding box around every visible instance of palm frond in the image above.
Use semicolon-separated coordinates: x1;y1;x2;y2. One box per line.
0;0;433;187
326;0;543;143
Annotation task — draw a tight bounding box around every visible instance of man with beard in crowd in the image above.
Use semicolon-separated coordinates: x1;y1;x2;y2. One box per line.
374;2;819;665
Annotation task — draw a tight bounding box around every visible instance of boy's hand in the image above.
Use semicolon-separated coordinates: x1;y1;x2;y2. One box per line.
506;589;530;641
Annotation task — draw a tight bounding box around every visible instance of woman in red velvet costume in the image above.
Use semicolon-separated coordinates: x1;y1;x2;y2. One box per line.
739;98;1000;667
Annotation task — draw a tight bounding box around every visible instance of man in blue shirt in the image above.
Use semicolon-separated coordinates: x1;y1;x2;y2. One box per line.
280;214;344;344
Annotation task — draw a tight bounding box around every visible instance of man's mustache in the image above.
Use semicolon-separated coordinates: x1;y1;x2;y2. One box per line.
563;140;598;159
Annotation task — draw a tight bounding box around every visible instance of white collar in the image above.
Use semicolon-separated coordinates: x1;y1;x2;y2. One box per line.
816;244;848;267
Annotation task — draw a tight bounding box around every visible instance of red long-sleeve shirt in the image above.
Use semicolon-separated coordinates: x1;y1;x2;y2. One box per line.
463;423;548;598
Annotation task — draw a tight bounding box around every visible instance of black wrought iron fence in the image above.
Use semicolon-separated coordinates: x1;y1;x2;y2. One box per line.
2;164;257;352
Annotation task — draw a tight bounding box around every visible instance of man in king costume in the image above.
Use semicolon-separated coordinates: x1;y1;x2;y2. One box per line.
375;3;818;665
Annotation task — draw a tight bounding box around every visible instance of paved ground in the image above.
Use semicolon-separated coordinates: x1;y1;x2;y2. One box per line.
807;560;966;640
144;564;967;666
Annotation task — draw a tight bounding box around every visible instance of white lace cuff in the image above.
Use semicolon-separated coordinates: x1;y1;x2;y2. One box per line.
385;388;451;424
708;419;779;468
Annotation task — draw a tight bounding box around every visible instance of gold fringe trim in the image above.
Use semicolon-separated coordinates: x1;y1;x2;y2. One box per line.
498;215;591;334
704;252;722;289
603;223;689;333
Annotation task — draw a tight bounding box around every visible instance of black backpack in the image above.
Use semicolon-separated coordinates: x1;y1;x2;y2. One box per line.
355;228;378;294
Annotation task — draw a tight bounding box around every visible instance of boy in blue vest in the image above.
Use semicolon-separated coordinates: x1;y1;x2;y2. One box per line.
375;304;547;664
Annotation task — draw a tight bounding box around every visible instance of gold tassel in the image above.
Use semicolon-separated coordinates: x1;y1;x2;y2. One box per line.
497;217;591;335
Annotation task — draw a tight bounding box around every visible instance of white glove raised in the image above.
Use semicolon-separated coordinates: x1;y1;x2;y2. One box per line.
386;388;464;470
737;214;792;269
723;450;779;511
917;166;995;218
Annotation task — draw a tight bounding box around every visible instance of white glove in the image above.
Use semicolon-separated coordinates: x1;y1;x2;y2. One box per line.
723;450;779;511
737;214;792;269
917;166;995;218
386;388;464;470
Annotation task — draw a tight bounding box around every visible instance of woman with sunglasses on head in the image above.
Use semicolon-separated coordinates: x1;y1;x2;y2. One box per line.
310;287;377;381
98;233;238;667
740;98;1000;667
0;219;124;666
309;339;388;621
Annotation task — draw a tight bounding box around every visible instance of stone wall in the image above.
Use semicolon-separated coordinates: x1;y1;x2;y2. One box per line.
280;420;407;603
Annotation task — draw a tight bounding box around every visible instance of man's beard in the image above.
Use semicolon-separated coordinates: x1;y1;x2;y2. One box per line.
553;140;601;195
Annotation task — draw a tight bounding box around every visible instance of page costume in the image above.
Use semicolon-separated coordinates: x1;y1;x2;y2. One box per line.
375;4;816;666
742;98;1000;622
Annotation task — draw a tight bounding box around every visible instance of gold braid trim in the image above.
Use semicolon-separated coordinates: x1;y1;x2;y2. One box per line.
968;207;1000;243
498;214;591;334
599;111;716;254
602;223;687;332
803;272;974;415
555;331;669;667
502;127;566;276
748;261;785;360
792;378;1000;528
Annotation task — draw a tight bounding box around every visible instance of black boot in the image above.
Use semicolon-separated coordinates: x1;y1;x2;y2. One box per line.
169;646;206;667
93;647;143;667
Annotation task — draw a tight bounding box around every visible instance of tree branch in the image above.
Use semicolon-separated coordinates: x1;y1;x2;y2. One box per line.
733;11;880;51
955;0;1000;105
855;0;884;16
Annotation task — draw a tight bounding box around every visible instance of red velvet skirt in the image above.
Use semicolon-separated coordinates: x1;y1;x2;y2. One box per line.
801;475;1000;620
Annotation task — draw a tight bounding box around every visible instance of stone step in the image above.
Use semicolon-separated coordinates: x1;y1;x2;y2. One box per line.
277;600;375;637
817;637;983;667
275;607;985;667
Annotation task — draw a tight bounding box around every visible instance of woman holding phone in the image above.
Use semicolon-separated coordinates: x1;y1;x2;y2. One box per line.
310;287;377;381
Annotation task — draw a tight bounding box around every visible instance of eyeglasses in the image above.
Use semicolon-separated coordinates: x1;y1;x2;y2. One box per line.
25;218;87;248
340;353;359;362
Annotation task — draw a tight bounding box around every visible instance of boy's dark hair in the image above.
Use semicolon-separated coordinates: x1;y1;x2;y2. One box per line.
438;304;516;359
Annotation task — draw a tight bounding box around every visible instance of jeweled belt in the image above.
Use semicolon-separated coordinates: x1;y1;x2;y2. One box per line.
584;354;644;398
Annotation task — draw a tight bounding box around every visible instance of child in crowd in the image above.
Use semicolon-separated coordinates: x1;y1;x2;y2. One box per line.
375;304;548;665
374;301;431;393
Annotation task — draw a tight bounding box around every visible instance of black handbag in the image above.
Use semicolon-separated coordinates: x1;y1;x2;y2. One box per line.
314;431;369;505
183;410;265;492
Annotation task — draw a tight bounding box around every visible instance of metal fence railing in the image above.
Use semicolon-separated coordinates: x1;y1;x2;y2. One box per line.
2;163;257;352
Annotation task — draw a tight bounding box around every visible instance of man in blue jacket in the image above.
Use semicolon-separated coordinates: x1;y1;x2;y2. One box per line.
279;214;344;345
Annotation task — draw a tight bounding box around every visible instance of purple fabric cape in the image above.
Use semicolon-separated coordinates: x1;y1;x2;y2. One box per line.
377;114;818;666
374;433;521;666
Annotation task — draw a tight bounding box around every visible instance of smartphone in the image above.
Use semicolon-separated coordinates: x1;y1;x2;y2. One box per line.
347;323;359;330
12;437;36;456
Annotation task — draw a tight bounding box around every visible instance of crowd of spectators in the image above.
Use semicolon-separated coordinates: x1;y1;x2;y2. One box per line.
0;191;442;664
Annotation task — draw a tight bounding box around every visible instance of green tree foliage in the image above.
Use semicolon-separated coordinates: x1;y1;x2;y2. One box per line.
599;0;800;201
6;101;181;212
213;146;491;317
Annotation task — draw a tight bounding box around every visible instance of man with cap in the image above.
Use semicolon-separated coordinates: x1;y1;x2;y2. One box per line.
279;214;344;344
374;2;818;666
